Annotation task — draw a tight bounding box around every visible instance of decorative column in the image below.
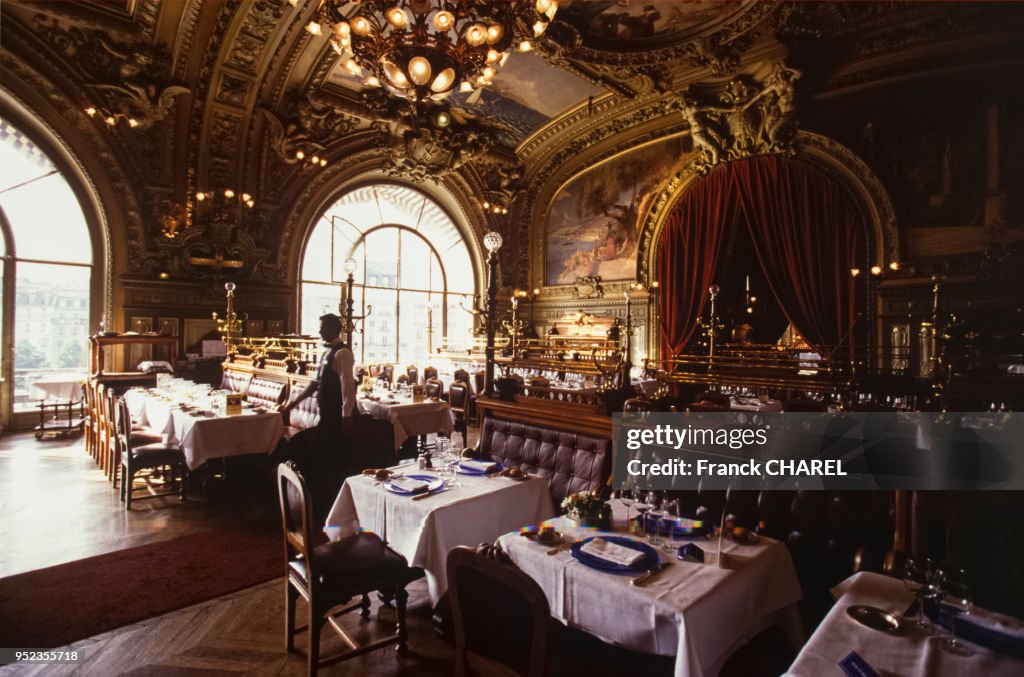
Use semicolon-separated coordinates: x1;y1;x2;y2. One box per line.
483;231;503;397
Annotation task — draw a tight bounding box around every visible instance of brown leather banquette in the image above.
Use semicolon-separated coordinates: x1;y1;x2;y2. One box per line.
246;376;288;408
474;396;612;506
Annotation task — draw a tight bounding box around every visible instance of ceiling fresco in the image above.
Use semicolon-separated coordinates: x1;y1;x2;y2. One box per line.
560;0;753;48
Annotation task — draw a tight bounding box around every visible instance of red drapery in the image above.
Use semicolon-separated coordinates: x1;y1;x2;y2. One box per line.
656;155;865;357
655;164;738;357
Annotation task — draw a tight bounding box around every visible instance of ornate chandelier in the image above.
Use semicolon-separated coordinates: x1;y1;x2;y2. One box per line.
297;0;559;104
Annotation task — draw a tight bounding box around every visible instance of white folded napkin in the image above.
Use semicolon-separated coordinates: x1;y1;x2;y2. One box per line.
580;538;645;567
460;459;499;473
389;477;429;493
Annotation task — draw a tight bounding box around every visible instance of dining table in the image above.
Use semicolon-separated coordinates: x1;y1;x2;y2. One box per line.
31;374;86;401
786;571;1024;676
124;388;284;470
325;463;555;605
357;393;455;450
496;501;803;677
730;396;784;412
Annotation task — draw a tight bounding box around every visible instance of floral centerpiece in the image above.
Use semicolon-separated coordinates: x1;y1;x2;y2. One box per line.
358;375;374;395
561;491;610;528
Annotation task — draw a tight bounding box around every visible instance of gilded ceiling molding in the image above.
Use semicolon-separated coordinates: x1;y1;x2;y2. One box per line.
635;131;900;287
546;1;776;78
170;0;204;78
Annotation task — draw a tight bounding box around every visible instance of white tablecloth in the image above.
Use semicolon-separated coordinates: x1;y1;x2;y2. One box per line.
31;376;85;401
497;505;803;677
786;571;1024;676
124;390;284;470
325;471;555;604
357;397;455;450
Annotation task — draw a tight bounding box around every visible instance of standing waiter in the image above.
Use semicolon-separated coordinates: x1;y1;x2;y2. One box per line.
280;313;355;520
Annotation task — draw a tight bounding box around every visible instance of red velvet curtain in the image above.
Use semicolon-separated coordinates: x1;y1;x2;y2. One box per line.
656;155;865;357
655;165;738;356
733;156;863;357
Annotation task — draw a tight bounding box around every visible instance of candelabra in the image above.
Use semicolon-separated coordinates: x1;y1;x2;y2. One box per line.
483;231;502;397
458;294;487;336
502;295;527;356
339;257;372;346
212;282;247;356
695;285;724;357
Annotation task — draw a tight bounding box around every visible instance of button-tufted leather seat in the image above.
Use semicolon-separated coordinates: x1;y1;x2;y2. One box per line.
245;376;288;408
220;369;252;395
283;389;320;439
478;415;612;506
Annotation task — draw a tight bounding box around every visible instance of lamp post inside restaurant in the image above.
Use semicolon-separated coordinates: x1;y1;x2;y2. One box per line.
340;257;371;347
483;231;502;397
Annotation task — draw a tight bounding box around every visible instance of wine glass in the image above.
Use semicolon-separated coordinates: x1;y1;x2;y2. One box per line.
934;568;973;655
633;492;652;539
643;491;664;546
662;496;682;551
902;556;936;635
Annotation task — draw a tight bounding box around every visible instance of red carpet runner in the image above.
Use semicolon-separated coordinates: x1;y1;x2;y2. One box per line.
0;527;283;648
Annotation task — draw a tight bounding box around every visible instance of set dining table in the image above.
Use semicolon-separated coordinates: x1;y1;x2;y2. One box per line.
497;501;803;677
123;386;284;470
356;390;455;451
786;571;1024;676
325;460;554;604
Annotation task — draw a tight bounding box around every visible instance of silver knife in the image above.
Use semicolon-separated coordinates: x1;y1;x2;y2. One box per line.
631;561;672;586
412;487;452;501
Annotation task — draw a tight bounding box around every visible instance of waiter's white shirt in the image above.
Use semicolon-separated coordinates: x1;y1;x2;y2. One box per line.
321;337;356;418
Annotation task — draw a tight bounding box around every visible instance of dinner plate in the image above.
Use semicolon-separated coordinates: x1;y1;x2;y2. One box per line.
384;474;445;495
457;461;499;475
571;536;659;573
846;605;902;633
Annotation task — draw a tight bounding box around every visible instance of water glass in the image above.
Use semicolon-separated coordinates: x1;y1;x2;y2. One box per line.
902;556;937;635
934;568;973;655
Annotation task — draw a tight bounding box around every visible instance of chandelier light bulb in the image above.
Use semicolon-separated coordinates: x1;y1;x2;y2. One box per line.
431;67;455;93
128;118;139;128
486;24;504;44
533;20;547;37
519;40;533;51
383;61;409;87
465;24;486;47
482;201;490;209
105;116;116;126
433;10;454;31
336;21;350;37
296;150;305;159
306;21;322;36
486;49;500;63
870;265;883;276
365;75;381;88
850;267;861;277
351;17;371;36
344;58;360;75
386;7;408;28
408;56;432;85
459;81;474;93
482;66;496;79
889;261;900;271
85;106;97;116
196;192;206;201
241;192;252;202
536;0;552;13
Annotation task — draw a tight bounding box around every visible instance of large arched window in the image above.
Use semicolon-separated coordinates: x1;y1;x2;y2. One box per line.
300;183;475;365
0;117;93;412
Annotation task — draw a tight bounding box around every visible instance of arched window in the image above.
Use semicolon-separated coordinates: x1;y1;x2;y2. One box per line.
0;117;93;412
300;183;476;365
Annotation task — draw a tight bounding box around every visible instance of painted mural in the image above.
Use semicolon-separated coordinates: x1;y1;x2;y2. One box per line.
545;136;690;286
561;0;749;46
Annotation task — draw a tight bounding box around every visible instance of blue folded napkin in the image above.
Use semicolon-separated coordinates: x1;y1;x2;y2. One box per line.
460;459;499;473
925;599;1024;659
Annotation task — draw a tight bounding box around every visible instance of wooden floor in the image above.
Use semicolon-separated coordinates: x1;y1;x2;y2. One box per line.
0;430;794;676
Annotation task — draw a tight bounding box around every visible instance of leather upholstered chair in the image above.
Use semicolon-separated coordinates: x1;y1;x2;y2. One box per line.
423;366;439;382
448;382;470;438
381;365;394;384
277;461;423;675
406;365;419;385
245;377;287;408
447;546;551;677
117;397;187;510
425;378;444;399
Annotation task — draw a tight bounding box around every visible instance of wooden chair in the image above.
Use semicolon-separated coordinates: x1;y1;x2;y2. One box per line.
277;461;423;675
94;384;110;468
381;365;394;384
109;393;160;489
425;378;444;400
406;365;419;385
368;364;382;379
447;546;551;677
82;382;97;461
116;398;187;510
423;365;438;382
448;382;470;439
